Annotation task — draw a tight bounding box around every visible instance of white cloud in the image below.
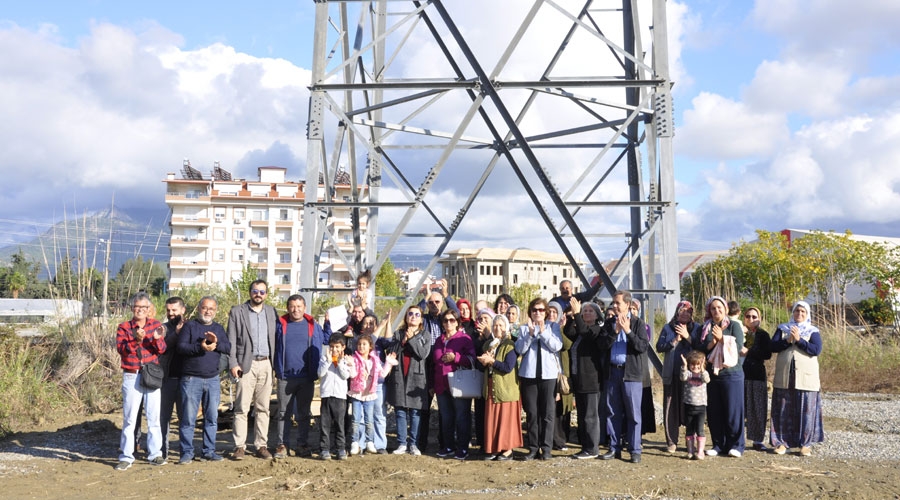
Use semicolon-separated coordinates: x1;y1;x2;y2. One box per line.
675;92;788;160
743;59;851;117
0;21;311;220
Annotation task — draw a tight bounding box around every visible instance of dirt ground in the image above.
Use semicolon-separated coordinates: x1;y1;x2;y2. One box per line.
2;399;899;500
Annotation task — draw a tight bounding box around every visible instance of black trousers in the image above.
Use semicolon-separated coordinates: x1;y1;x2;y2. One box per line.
520;377;556;453
320;397;347;452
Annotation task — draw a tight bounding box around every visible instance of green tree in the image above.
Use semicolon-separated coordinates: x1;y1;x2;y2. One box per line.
373;257;405;318
508;283;540;308
7;272;26;299
111;256;166;302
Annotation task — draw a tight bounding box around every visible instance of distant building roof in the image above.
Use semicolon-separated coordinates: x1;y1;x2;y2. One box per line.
0;299;84;319
444;247;577;264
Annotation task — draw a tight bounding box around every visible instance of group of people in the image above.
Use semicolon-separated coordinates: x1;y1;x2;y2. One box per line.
114;275;824;471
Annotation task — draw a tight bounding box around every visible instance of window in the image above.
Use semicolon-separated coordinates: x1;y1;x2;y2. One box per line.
232;250;245;262
493;265;498;275
233;229;245;240
513;274;518;284
251;209;267;221
492;284;498;294
213;249;225;261
212;270;225;282
234;207;246;219
563;269;567;278
213;228;225;240
479;284;484;294
479;265;484;275
553;275;558;285
279;251;291;264
213;207;226;219
279;208;290;221
318;272;330;283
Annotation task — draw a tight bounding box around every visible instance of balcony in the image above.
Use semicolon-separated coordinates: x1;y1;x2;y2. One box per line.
165;192;211;204
249;219;269;227
274;239;293;248
171;216;211;226
274;219;294;227
168;259;210;269
170;237;210;247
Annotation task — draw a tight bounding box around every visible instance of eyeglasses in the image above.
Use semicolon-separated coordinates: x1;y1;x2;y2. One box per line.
133;305;150;311
407;311;422;318
531;308;546;313
250;289;267;295
442;318;457;324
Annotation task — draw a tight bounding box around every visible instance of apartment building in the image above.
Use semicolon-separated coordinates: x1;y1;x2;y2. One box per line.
164;162;365;299
440;248;583;304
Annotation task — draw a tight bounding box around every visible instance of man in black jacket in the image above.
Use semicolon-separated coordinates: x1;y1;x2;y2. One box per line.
597;290;649;464
176;296;231;464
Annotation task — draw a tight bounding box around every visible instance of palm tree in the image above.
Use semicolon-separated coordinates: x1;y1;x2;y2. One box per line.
9;271;27;299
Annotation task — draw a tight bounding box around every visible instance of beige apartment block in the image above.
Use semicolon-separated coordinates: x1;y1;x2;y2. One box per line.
164;163;365;299
440;248;583;304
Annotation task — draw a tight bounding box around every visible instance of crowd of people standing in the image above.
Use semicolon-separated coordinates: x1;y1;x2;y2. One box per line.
114;276;824;470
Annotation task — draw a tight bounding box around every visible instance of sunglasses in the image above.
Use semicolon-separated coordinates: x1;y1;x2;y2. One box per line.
407;311;422;318
531;308;546;313
250;289;267;295
442;318;457;324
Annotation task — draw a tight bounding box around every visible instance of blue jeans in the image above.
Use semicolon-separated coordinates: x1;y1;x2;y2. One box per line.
437;391;472;452
374;383;387;450
179;375;221;459
352;398;376;447
276;378;315;447
120;372;162;463
395;407;421;447
605;367;642;454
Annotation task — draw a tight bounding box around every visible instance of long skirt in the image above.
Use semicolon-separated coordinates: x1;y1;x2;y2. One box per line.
484;378;523;454
770;387;824;449
661;383;684;447
744;379;768;444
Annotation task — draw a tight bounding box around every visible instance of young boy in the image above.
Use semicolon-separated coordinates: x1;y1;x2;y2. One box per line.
318;333;353;460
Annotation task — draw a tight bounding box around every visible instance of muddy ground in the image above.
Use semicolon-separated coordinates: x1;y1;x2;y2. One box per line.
2;394;898;500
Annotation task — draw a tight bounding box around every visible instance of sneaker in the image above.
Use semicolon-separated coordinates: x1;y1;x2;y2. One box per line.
752;442;769;452
706;448;719;457
799;446;811;457
728;449;742;458
295;445;312;458
350;442;360;455
232;447;245;460
409;445;422;456
436;447;455;458
454;449;469;461
365;442;377;454
178;455;193;465
320;451;331;461
273;444;287;459
666;444;677;453
337;451;348;460
114;461;132;471
149;456;167;466
393;445;408;455
573;451;598;460
256;447;272;460
377;448;388;455
200;453;223;462
774;445;787;455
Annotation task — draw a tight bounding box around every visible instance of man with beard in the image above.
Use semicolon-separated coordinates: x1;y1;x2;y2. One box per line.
157;296;186;460
227;280;278;460
176;296;231;464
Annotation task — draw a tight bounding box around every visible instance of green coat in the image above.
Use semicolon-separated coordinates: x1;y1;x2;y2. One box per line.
483;339;520;403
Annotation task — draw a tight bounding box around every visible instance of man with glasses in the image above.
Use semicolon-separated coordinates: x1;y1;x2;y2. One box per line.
176;296;231;464
115;292;167;470
227;280;278;460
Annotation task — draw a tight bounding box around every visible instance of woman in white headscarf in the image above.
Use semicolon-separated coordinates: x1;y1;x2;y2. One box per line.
769;301;824;456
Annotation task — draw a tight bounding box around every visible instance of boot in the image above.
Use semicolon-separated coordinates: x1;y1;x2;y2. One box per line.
685;436;695;460
696;436;706;460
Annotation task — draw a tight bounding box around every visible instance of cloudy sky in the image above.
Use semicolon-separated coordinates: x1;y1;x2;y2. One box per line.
2;0;899;260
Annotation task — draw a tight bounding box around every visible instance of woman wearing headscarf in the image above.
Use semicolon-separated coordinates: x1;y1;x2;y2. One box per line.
457;298;475;338
741;306;771;452
564;297;605;459
471;308;496;454
476;314;522;460
655;300;697;453
549;301;574;451
506;304;521;339
770;301;823;456
692;296;745;458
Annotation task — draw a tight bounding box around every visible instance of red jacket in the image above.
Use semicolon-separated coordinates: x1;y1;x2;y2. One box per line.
116;318;166;372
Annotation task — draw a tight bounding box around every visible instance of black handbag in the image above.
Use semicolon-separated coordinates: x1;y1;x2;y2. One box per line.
137;345;164;390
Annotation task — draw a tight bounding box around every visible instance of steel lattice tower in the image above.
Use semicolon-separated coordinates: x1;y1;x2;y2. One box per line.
300;0;680;320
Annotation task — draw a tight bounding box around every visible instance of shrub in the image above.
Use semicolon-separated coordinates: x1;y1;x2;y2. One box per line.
857;297;894;326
